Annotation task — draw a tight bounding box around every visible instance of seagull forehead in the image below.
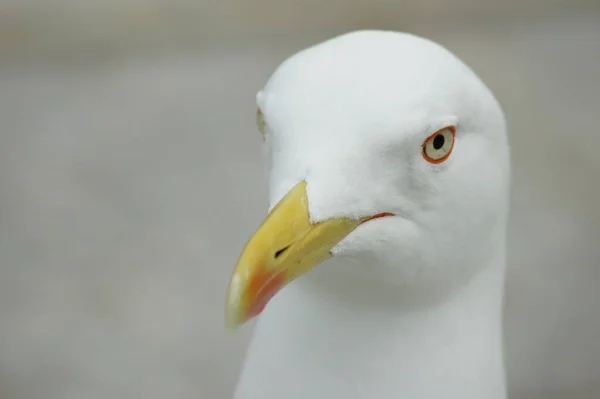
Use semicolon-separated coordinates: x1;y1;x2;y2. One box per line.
260;31;477;126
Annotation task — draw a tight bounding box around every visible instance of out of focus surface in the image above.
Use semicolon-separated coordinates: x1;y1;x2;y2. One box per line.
1;1;599;398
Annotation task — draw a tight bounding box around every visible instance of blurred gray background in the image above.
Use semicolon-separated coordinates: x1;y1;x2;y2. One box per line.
1;1;599;398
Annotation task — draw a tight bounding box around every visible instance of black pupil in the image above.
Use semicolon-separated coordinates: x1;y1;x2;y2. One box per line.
432;134;445;150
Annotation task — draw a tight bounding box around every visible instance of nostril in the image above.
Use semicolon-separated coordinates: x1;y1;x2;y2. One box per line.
274;245;291;259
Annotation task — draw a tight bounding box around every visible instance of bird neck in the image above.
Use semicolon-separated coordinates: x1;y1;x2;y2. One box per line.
235;257;507;399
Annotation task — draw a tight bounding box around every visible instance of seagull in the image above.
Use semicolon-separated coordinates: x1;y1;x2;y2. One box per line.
225;30;510;399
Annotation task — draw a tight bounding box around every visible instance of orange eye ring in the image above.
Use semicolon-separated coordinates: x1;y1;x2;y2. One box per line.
422;126;456;164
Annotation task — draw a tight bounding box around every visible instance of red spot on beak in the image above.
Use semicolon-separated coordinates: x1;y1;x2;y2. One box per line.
360;212;395;225
246;269;286;320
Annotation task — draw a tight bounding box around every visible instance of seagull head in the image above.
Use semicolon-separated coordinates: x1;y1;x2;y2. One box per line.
226;31;510;329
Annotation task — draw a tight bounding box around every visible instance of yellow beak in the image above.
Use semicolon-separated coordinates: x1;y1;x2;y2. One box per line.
225;181;393;330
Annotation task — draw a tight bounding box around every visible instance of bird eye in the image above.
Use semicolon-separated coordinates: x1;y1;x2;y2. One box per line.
256;108;266;141
422;126;455;163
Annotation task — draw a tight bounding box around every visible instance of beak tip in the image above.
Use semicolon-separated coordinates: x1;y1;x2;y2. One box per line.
225;272;246;330
225;322;239;332
224;305;243;331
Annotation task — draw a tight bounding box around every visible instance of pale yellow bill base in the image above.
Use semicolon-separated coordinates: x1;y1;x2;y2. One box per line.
224;181;394;330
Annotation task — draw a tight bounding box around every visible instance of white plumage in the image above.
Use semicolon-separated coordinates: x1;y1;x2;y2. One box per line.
230;30;510;399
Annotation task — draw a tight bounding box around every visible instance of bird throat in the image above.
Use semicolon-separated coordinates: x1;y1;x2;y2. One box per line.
234;258;507;399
